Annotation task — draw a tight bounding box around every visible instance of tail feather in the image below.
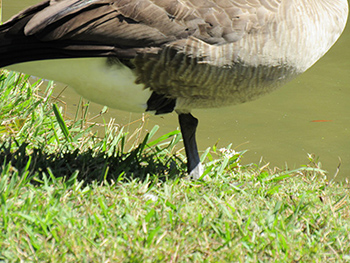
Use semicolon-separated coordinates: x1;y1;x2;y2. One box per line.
0;1;136;68
0;1;50;67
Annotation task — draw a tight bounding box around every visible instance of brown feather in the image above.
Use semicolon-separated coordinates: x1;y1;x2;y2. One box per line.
0;0;348;109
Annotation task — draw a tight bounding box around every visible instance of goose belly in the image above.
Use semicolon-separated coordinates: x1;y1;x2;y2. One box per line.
7;58;152;113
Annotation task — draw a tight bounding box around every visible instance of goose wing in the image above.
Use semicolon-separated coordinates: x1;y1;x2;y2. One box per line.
2;0;280;59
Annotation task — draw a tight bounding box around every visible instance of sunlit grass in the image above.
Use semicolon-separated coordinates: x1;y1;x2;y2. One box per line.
0;70;349;262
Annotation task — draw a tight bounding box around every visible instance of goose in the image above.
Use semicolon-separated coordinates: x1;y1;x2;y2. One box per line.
0;0;348;179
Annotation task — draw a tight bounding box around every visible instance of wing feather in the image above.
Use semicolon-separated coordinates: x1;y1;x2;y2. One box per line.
0;0;282;66
12;0;282;45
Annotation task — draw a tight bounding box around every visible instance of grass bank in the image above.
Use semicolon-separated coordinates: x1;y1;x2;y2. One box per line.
0;70;349;262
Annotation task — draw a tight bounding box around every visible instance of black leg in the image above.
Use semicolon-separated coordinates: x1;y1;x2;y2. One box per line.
178;113;203;179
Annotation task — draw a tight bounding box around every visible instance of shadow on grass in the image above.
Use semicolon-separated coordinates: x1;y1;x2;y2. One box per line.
0;140;185;184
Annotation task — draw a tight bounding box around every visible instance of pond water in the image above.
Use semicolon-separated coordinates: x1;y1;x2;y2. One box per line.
2;1;350;181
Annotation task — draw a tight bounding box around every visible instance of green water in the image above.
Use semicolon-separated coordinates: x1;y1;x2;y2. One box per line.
2;1;350;180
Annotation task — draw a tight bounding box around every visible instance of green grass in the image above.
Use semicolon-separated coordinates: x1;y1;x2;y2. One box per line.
0;70;349;262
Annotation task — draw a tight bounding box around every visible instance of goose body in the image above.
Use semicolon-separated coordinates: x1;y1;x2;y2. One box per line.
0;0;348;178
